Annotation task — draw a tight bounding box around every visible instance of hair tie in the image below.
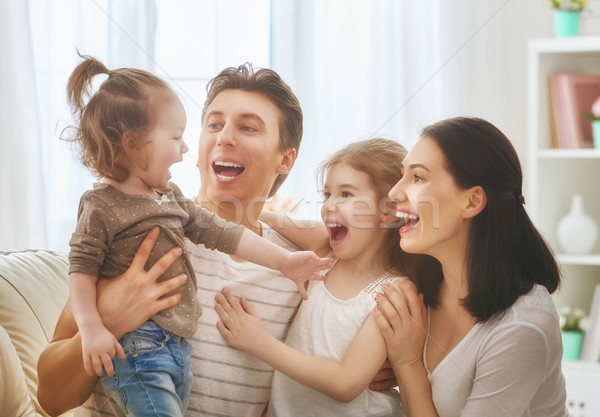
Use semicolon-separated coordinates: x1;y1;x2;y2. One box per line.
106;69;111;76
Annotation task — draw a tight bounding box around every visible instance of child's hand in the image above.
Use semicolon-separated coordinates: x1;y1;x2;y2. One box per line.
279;251;330;299
80;325;126;376
215;287;268;354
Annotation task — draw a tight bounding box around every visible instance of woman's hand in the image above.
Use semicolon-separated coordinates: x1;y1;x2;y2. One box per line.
373;279;427;369
215;287;269;355
97;227;187;339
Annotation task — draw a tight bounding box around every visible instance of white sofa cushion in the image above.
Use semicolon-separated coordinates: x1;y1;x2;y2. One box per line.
0;249;69;416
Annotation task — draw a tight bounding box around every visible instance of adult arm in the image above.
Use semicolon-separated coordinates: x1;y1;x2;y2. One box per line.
373;279;438;417
37;227;186;416
260;210;330;255
215;287;388;402
374;280;554;417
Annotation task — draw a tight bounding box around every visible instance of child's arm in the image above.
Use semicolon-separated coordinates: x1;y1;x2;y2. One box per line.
234;229;330;300
69;272;125;377
260;211;330;256
215;288;388;402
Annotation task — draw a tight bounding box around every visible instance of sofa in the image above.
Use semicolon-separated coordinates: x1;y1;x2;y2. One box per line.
0;249;73;417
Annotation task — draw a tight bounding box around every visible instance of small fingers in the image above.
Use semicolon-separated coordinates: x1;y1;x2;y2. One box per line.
91;355;104;377
221;287;244;315
101;352;114;376
240;297;259;316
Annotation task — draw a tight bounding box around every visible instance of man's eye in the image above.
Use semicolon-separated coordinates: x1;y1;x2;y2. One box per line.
241;126;256;132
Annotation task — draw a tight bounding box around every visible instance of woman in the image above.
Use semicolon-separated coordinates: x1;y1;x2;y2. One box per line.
373;117;569;417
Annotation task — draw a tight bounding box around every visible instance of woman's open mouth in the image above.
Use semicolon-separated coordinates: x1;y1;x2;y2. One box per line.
395;208;419;231
325;221;348;246
213;160;245;180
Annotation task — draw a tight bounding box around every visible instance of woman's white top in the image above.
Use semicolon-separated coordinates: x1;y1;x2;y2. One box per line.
267;274;405;417
426;284;569;417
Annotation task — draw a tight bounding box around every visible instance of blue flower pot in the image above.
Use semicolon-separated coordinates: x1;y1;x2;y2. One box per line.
553;11;581;37
562;330;583;360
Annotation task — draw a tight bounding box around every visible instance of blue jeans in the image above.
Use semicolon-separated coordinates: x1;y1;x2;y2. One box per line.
100;321;193;417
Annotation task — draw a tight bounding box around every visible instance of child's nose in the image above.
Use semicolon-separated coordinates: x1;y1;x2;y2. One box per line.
181;140;189;154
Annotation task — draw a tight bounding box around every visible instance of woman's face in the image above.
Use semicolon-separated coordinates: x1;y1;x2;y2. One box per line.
197;89;295;208
388;136;471;258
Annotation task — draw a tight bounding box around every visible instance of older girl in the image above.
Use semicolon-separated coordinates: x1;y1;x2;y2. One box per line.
215;138;413;416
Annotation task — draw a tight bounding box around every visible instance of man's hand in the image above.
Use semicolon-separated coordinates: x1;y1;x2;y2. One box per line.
369;359;399;391
97;227;187;338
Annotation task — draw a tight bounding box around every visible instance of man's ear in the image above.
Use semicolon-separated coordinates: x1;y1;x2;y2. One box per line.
463;186;487;219
276;147;297;175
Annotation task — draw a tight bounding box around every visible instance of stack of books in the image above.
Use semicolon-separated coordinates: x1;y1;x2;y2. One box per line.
548;73;600;149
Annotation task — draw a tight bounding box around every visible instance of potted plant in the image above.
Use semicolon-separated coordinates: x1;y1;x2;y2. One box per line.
583;96;600;149
549;0;587;37
559;306;590;360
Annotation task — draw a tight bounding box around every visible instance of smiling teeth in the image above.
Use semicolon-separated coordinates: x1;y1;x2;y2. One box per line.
214;161;243;168
395;212;418;220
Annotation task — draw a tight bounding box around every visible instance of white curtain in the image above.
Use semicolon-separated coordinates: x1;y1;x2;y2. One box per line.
0;0;47;249
271;0;553;220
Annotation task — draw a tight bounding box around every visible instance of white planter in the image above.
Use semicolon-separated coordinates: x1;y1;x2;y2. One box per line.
556;194;598;254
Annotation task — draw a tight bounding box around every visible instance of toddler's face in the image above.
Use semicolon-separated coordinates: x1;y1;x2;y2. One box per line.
140;97;188;190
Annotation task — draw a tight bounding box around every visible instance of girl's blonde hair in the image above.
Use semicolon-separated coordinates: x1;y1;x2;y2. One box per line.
318;138;414;275
65;53;175;181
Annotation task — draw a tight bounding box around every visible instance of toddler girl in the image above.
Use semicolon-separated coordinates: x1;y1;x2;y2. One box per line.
216;138;413;416
65;54;329;416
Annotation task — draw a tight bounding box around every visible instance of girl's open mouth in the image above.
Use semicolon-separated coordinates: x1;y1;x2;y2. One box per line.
326;221;348;245
213;160;245;179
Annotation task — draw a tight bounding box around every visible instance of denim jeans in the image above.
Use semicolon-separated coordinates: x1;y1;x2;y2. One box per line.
100;321;193;417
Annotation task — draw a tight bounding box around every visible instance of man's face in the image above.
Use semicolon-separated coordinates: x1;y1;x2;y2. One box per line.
198;89;293;209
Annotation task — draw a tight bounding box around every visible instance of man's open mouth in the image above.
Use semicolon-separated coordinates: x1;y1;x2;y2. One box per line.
213;161;245;179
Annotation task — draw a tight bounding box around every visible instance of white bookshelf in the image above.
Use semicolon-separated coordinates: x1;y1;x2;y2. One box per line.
527;37;600;401
526;36;600;312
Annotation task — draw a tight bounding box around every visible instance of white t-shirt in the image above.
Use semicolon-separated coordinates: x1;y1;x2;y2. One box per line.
75;224;301;417
427;285;569;417
267;276;405;417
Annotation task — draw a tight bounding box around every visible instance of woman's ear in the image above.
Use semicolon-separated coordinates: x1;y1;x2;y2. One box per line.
276;147;297;175
463;186;487;219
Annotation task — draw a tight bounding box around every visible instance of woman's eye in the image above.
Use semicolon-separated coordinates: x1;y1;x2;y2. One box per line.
414;175;423;183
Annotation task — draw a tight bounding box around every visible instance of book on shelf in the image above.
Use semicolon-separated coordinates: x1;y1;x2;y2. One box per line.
581;284;600;362
547;73;600;149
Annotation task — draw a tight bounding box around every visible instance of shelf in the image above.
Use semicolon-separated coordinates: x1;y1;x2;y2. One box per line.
557;254;600;266
529;36;600;54
538;149;600;159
